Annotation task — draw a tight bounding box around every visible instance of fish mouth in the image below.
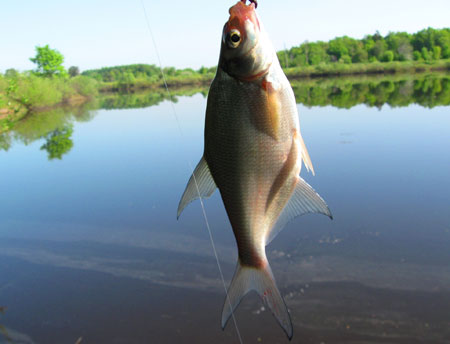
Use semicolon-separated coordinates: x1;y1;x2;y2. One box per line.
225;1;260;37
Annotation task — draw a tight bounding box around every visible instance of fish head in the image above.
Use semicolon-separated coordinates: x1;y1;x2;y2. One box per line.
219;1;273;80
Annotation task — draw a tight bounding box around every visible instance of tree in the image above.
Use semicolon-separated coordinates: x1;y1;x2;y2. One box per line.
68;66;80;77
371;40;388;60
386;32;413;61
382;50;394;62
413;51;423;61
4;69;18;78
327;37;349;61
432;46;441;60
30;45;68;77
421;47;431;61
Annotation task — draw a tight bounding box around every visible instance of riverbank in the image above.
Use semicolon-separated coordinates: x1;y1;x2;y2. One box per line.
87;59;450;92
1;61;449;133
1;72;448;152
284;59;450;79
0;75;97;133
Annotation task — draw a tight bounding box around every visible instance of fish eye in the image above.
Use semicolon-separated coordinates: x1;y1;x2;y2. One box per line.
227;29;241;48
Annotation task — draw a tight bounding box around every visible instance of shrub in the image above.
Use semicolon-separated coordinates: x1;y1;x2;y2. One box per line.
382;51;395;62
69;76;98;97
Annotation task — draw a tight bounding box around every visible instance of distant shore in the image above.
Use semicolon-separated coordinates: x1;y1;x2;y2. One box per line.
91;59;450;93
1;60;449;134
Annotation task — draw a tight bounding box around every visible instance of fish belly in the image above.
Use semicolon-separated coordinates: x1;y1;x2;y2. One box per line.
204;68;299;267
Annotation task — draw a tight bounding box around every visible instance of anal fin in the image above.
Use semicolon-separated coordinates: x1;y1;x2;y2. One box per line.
177;157;216;219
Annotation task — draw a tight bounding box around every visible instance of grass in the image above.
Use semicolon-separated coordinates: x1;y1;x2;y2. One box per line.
283;59;450;79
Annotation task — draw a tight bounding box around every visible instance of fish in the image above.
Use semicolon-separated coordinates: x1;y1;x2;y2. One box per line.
177;0;332;339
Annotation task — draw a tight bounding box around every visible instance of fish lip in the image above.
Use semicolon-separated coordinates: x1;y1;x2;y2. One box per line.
226;1;260;34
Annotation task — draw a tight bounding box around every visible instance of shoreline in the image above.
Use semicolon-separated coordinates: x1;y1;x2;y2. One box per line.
1;63;449;133
0;94;91;134
96;60;450;92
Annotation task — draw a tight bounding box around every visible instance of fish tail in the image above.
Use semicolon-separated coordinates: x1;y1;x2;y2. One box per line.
221;260;293;339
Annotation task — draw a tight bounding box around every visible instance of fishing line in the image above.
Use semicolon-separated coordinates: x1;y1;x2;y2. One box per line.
140;1;244;343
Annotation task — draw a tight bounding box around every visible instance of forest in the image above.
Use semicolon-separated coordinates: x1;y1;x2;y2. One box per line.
277;27;450;67
81;27;450;84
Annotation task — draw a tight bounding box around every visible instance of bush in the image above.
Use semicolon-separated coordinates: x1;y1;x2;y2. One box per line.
14;74;64;108
382;50;395;62
69;76;98;97
413;51;423;61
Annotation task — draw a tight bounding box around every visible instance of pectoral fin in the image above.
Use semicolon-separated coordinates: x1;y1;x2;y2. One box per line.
267;177;332;244
177;157;216;219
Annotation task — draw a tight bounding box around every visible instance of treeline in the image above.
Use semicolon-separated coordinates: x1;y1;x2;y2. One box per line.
82;64;216;90
277;28;450;67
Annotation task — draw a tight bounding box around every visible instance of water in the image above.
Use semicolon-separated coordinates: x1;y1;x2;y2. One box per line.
0;75;449;343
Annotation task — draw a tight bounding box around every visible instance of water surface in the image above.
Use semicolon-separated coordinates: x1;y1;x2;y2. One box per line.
0;74;449;343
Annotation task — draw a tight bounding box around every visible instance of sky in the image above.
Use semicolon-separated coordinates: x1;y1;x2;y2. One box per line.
1;0;449;73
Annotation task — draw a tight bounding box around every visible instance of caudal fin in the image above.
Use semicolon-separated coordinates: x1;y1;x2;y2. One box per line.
221;260;293;339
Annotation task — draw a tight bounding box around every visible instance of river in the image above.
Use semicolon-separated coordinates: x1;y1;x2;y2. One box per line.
0;73;449;343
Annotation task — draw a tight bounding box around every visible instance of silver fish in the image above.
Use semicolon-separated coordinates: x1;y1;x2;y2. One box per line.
178;0;331;339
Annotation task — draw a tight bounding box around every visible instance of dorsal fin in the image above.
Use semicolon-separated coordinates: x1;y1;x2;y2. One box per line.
266;177;332;245
177;157;217;219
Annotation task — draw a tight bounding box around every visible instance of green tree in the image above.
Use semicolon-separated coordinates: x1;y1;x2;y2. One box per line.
4;68;18;78
371;39;388;60
382;50;394;62
353;46;369;63
386;32;413;60
432;46;441;60
307;42;330;65
327;37;349;61
68;66;80;77
413;51;423;61
435;29;450;58
421;47;431;61
30;45;68;77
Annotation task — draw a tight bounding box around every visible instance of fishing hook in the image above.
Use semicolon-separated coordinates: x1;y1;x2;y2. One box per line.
241;0;258;8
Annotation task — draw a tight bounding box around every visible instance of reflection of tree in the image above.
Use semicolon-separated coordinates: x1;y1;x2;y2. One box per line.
291;73;449;109
5;102;97;153
97;86;207;110
0;133;11;151
1;74;448;154
40;125;74;160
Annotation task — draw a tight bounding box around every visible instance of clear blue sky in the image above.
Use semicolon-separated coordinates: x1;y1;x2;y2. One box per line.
1;0;449;73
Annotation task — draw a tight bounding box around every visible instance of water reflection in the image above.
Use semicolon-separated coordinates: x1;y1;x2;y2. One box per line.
1;73;448;156
98;85;207;110
0;74;449;342
0;103;96;154
0;307;11;343
40;125;74;160
291;72;449;108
